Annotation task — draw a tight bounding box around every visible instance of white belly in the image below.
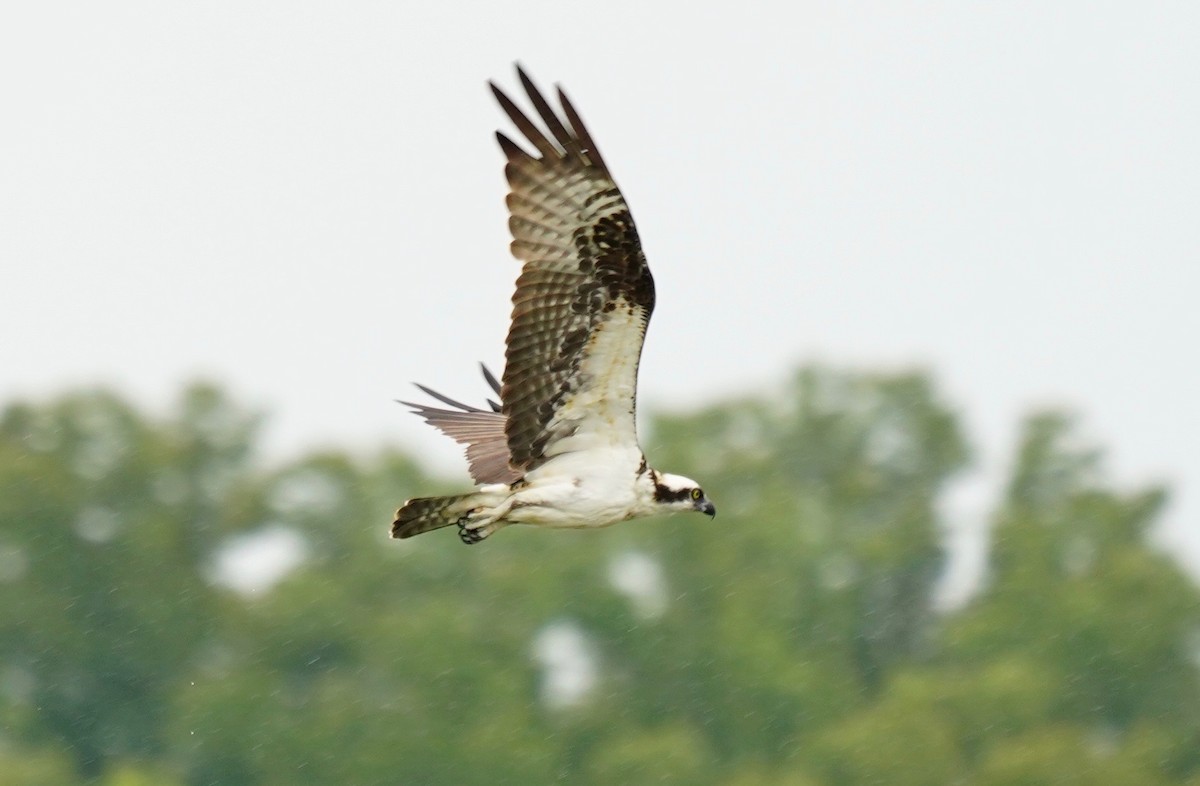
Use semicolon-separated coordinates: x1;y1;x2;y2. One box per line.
506;447;649;529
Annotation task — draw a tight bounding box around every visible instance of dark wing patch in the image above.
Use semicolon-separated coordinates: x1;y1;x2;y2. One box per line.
492;66;655;470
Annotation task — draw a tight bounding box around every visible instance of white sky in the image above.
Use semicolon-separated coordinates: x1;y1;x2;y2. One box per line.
3;3;1197;577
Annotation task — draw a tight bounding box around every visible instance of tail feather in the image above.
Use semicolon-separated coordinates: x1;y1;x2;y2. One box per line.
391;494;479;539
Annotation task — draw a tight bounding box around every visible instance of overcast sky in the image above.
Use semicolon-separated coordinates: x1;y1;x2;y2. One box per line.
3;3;1197;580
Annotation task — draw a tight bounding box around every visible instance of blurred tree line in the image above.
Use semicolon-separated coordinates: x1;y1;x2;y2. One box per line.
1;366;1197;785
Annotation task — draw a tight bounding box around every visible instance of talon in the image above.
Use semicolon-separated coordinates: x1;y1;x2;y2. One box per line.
453;502;510;545
458;521;489;545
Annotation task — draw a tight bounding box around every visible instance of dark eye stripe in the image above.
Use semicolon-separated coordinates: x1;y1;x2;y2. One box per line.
654;483;694;504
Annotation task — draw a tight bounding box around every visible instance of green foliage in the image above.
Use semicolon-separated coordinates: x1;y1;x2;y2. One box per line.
0;743;77;786
584;724;715;785
1;367;1197;784
0;386;250;776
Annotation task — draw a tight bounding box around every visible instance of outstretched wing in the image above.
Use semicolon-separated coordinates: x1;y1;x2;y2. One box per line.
493;67;655;471
400;364;518;485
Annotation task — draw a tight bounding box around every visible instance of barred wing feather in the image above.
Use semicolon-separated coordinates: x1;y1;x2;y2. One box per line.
492;68;655;471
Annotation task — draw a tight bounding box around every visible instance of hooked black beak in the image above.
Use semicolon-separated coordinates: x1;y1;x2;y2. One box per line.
699;500;716;518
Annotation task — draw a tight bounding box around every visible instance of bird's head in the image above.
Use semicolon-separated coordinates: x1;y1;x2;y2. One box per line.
651;471;716;518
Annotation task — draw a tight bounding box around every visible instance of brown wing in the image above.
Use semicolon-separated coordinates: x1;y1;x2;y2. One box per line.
400;365;518;485
492;66;655;471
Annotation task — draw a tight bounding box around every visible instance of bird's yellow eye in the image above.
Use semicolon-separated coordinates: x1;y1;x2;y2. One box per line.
691;488;703;501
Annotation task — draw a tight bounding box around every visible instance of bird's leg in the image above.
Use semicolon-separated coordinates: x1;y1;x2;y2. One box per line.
456;494;518;545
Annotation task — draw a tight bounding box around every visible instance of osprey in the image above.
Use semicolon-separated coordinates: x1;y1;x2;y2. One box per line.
392;66;715;544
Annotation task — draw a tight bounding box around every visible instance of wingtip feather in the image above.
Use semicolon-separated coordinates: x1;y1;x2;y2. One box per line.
496;131;529;162
556;86;609;174
480;363;502;396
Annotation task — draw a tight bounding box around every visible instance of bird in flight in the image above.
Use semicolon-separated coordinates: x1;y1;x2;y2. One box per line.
392;66;715;544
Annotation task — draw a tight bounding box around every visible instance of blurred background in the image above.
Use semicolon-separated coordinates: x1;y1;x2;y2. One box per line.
2;3;1198;784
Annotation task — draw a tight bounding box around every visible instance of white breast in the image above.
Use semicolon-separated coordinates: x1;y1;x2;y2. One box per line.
511;444;649;529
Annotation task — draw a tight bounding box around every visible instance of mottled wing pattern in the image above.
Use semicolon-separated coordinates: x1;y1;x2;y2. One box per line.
493;67;656;471
400;365;518;485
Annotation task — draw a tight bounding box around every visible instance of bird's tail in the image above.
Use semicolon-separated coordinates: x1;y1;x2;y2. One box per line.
391;493;482;540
